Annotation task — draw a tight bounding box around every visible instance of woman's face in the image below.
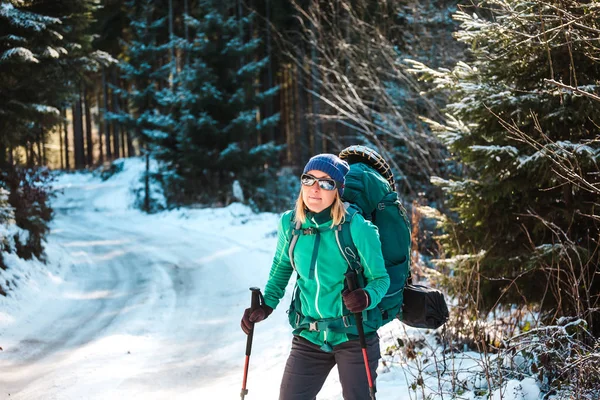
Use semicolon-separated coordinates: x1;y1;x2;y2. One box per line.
302;169;338;213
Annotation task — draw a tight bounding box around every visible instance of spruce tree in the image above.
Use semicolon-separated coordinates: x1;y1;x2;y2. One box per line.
0;2;65;166
113;0;172;148
164;0;281;206
407;1;600;332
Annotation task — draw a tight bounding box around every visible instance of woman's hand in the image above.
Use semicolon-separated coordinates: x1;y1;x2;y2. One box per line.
343;289;370;313
241;304;274;334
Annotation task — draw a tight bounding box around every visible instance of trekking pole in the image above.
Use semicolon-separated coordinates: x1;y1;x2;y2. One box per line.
345;271;377;400
241;287;261;399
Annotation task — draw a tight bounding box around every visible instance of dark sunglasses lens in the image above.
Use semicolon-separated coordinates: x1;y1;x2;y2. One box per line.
318;180;336;191
301;174;316;186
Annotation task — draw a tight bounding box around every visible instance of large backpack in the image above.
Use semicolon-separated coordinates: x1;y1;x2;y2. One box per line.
338;145;412;326
287;146;448;333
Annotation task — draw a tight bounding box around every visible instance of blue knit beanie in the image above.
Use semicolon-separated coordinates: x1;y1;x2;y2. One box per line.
303;153;350;196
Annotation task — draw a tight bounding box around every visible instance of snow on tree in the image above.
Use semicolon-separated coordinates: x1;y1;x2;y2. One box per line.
158;0;281;207
0;2;66;164
406;0;600;334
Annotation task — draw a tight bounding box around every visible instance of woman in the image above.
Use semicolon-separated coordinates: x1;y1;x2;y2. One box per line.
241;153;390;400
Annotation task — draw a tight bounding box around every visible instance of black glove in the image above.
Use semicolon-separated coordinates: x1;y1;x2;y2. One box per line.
343;288;370;313
241;304;273;335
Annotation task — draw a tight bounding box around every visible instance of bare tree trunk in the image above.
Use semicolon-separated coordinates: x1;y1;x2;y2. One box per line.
289;64;297;154
26;142;31;167
144;145;150;212
310;0;321;154
73;87;86;169
62;107;70;170
184;0;190;67
59;116;64;169
111;68;121;159
84;84;94;166
120;94;127;157
42;126;47;164
237;0;244;66
284;66;293;163
97;89;104;164
296;46;309;164
126;108;135;158
37;125;43;165
266;0;274;143
102;67;112;160
168;0;175;87
0;142;6;169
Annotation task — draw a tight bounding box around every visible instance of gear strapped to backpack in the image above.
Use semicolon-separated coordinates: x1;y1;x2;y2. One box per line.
288;145;449;332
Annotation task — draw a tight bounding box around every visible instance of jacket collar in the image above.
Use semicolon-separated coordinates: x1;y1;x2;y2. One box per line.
306;205;334;226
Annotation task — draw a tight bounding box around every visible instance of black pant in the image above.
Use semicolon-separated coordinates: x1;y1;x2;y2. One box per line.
279;335;380;400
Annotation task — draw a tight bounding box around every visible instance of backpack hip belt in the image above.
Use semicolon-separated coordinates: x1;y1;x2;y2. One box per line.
291;311;358;332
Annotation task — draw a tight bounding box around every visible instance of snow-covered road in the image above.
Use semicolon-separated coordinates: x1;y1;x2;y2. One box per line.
0;161;295;399
0;159;543;400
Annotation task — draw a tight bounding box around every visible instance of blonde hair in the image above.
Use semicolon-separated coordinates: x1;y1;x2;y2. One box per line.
294;188;346;227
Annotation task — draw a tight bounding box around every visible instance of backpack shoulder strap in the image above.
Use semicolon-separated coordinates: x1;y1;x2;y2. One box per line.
335;203;361;273
288;211;301;272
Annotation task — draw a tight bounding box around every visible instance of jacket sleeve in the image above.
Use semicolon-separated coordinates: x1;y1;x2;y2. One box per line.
350;214;390;310
263;211;295;310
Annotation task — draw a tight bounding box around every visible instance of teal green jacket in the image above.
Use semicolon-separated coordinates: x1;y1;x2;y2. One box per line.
263;206;390;349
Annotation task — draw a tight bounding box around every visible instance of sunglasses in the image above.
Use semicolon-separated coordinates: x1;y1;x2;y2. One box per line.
301;174;342;191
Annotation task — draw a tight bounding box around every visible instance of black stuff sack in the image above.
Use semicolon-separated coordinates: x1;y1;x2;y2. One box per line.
401;284;449;329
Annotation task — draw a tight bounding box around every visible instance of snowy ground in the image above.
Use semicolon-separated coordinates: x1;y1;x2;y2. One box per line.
0;158;543;399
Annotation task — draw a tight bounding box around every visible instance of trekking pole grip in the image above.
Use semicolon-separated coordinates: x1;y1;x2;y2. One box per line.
246;287;261;355
344;271;366;345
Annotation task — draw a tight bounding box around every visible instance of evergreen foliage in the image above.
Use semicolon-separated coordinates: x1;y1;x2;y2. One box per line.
110;0;172;147
156;0;282;207
407;1;600;333
0;2;64;164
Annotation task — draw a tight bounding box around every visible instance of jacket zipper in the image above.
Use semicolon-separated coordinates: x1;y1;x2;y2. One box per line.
312;217;324;319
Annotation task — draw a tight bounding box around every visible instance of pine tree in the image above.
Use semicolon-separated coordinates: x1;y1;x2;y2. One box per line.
108;0;174;211
112;0;172;147
162;0;281;206
0;2;65;166
407;1;600;332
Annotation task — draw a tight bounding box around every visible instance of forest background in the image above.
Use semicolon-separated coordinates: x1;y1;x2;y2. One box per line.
0;0;599;397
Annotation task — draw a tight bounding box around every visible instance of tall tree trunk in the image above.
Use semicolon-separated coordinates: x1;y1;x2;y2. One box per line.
0;143;6;169
144;145;150;212
39;124;45;165
59;114;64;169
84;84;94;166
126;123;135;157
266;0;274;143
168;0;175;87
184;0;190;67
284;66;293;163
26;142;32;167
295;52;308;165
310;0;321;154
111;67;121;159
120;93;127;157
237;0;244;66
62;107;70;170
73;88;86;169
96;89;104;164
102;67;112;160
